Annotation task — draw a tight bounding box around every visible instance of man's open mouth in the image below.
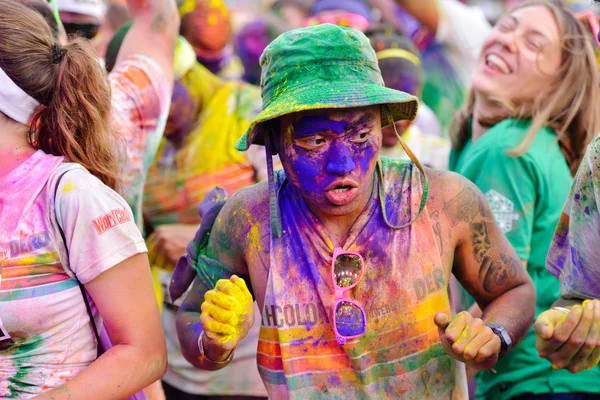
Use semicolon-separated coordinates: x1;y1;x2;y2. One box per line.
325;180;359;206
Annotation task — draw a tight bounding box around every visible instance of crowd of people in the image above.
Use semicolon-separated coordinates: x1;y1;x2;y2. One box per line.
0;0;599;399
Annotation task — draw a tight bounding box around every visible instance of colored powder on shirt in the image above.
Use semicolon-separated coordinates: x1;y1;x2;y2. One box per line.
253;158;467;399
61;180;75;193
547;133;600;299
110;54;172;230
0;150;146;398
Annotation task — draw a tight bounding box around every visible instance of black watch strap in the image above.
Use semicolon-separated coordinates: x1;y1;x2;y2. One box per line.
486;324;512;358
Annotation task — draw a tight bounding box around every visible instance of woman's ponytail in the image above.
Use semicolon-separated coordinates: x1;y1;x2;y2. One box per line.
30;38;121;189
0;0;120;190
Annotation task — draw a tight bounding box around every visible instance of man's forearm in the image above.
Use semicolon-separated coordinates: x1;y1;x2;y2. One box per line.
481;283;536;346
176;310;232;371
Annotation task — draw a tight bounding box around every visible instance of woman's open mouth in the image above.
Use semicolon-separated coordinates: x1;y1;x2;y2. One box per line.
325;181;359;206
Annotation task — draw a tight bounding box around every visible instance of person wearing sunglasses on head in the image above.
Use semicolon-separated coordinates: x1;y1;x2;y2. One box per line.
173;23;535;399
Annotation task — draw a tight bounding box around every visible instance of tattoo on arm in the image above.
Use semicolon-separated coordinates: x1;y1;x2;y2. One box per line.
478;253;520;292
445;188;518;293
471;221;492;262
443;189;484;227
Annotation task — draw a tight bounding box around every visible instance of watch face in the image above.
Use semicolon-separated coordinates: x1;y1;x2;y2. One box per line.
487;324;512;350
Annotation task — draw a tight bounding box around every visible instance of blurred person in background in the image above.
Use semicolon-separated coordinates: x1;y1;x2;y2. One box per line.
366;24;448;170
449;1;600;399
270;0;313;30
234;17;284;86
106;31;270;400
97;0;178;233
178;0;242;79
304;0;373;31
56;0;106;40
94;1;131;57
368;0;491;135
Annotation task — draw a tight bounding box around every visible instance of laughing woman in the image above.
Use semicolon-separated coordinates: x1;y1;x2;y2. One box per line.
449;1;600;399
0;0;167;398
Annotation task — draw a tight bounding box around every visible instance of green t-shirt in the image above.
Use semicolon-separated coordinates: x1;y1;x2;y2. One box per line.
450;119;600;399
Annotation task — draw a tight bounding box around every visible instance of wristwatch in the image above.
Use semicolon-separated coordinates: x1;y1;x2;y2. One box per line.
486;324;513;358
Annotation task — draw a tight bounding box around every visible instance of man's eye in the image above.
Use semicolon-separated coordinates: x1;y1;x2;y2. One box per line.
295;136;327;149
351;131;370;143
311;138;327;145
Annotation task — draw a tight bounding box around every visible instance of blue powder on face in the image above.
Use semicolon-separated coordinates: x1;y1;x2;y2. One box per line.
292;116;348;138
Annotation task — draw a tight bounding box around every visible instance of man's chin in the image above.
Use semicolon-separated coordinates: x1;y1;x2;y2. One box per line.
310;199;363;218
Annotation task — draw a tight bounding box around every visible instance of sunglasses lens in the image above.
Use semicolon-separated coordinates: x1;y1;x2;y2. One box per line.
335;301;366;337
334;254;362;288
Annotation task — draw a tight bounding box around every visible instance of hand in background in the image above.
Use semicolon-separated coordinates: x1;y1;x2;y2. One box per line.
147;223;198;267
535;300;600;373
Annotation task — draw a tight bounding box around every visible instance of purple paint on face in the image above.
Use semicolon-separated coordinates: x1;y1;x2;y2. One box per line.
292;116;348;138
279;107;382;219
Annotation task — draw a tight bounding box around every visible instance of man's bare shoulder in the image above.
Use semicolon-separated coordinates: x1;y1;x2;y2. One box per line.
424;169;492;258
208;181;271;265
426;169;485;213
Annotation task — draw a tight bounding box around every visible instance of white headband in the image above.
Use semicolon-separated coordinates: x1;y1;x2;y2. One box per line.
0;67;41;125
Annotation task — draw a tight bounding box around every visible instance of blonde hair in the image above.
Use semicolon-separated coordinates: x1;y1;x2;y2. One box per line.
0;0;120;189
451;0;600;175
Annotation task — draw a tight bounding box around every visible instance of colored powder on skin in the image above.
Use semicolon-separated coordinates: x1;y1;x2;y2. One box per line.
209;279;253;344
292;116;348;137
255;156;459;396
285;112;378;202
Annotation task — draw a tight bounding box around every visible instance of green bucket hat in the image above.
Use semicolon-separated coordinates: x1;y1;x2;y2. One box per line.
234;23;419;151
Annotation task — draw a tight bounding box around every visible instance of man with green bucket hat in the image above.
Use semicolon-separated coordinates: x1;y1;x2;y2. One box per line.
174;23;535;399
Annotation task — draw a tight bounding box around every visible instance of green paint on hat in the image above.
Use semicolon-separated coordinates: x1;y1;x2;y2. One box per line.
235;23;419;151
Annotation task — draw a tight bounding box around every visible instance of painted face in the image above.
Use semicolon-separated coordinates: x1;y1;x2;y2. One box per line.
472;5;562;105
278;107;382;218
